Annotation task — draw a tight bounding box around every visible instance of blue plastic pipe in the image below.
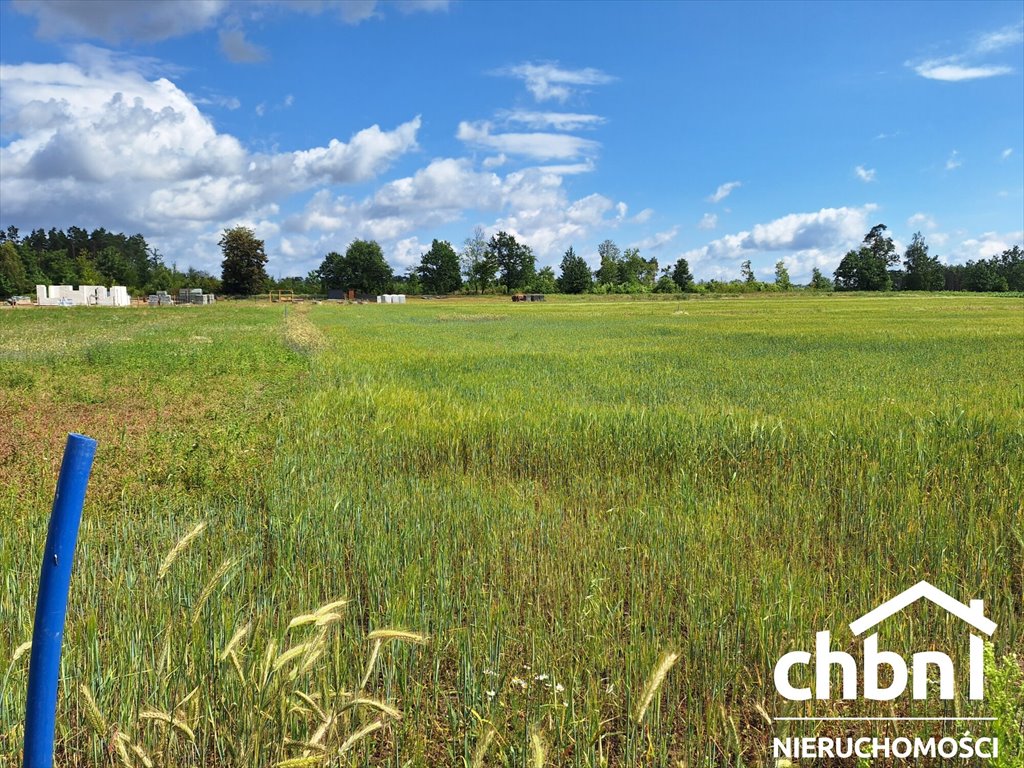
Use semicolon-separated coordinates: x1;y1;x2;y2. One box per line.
23;433;97;768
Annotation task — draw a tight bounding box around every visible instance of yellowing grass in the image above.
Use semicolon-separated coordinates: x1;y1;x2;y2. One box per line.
1;294;1021;766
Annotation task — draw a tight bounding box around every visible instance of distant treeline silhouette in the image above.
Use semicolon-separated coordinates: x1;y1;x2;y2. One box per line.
1;223;1020;299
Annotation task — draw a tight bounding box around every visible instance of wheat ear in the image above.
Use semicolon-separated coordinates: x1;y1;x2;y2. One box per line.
157;521;207;580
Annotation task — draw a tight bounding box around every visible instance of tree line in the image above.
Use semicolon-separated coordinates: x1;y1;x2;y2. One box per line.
309;223;1022;297
832;224;1023;292
2;222;1020;300
0;226;221;299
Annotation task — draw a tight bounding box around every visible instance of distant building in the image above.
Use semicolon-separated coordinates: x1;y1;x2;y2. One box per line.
37;285;130;307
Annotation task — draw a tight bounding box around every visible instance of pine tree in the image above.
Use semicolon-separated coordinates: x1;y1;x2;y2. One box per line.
556;246;593;293
671;258;693;290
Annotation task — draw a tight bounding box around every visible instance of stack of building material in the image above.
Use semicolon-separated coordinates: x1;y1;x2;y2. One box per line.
177;288;216;305
36;285;130;306
148;291;174;306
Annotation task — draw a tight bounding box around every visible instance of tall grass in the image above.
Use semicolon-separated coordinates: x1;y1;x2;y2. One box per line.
1;294;1021;765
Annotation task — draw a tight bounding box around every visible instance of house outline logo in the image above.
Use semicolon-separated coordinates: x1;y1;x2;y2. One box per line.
772;583;1002;762
849;581;996;637
774;581;996;702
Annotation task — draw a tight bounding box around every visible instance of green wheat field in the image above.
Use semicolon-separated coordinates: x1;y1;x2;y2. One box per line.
1;293;1022;767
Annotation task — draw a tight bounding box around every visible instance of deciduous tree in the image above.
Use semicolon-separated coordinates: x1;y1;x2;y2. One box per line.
809;267;833;291
962;260;1009;292
618;247;656;288
461;226;495;293
0;241;26;298
995;245;1023;291
596;239;621;286
220;226;269;295
653;274;677;293
529;266;557;293
834;224;898;291
417;239;462;294
488;231;535;291
317;240;393;295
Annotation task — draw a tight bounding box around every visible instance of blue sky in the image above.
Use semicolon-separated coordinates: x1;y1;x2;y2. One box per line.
1;0;1021;282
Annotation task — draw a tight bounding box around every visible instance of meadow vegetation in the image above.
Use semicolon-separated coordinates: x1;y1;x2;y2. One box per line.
1;293;1022;766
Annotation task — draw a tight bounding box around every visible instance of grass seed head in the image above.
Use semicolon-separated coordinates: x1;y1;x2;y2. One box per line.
190;557;237;626
157;521;207;580
287;613;318;630
79;684;108;736
366;628;429;645
11;640;31;663
338;718;384;754
530;726;547;767
221;622;252;660
138;710;196;743
276;757;327;768
635;651;680;725
471;727;496;768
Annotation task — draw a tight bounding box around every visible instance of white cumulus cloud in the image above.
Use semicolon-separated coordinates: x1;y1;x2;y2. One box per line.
285;157;626;264
0;56;419;256
949;230;1024;263
679;205;879;282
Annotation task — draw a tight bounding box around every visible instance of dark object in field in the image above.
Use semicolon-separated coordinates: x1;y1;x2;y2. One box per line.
512;293;546;302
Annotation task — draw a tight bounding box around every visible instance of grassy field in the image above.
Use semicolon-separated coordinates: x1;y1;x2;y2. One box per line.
1;293;1022;767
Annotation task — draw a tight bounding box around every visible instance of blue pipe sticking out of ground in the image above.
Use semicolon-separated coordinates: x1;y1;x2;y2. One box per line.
23;433;97;768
